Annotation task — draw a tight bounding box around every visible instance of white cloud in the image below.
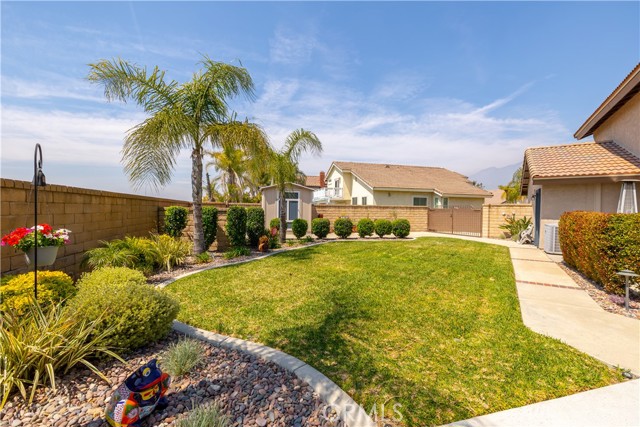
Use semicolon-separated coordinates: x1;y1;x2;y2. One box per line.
269;28;319;65
2;76;104;102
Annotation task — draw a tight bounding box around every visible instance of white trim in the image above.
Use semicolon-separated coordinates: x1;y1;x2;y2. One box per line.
617;181;638;213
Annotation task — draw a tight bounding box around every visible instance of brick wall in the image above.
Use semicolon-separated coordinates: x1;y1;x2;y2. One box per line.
1;179;189;277
481;204;533;239
312;204;429;231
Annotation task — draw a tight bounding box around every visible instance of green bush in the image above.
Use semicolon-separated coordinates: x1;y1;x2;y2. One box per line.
149;234;191;272
226;206;247;247
247;208;265;247
224;246;251;259
176;402;229;427
334;218;353;239
374;219;393;238
82;236;157;275
202;206;218;249
0;301;122;409
312;218;330;239
559;212;640;294
70;267;179;351
269;218;280;230
357;218;375;238
161;339;205;377
164;206;189;238
392;219;411;238
292;218;308;239
195;252;211;264
1;271;76;315
499;214;532;239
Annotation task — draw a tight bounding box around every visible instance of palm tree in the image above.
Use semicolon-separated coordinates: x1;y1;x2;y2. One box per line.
499;167;524;203
267;129;322;243
88;56;260;253
205;143;248;202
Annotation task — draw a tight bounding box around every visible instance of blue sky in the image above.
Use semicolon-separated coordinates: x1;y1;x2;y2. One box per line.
2;1;638;199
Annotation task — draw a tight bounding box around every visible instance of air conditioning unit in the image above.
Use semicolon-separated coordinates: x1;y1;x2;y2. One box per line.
544;223;562;254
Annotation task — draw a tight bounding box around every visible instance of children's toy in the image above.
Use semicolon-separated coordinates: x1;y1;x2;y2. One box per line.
105;359;171;427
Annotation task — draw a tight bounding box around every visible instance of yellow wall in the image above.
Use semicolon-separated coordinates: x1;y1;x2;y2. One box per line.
594;94;640;157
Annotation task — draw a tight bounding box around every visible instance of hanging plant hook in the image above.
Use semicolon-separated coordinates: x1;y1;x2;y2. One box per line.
33;143;47;300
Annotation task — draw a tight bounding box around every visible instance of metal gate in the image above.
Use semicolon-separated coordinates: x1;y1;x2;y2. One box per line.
428;207;482;237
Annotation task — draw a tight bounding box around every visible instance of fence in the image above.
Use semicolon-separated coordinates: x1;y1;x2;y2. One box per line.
481;204;533;239
312;205;429;231
428;207;482;237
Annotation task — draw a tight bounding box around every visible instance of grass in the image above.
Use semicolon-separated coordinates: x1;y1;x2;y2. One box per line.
160;338;206;377
164;238;622;426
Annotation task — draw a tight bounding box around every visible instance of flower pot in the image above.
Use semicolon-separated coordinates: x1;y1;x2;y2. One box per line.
24;246;59;266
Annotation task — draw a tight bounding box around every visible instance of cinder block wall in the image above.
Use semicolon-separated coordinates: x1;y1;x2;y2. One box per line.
312;205;429;231
481;204;533;239
1;179;189;277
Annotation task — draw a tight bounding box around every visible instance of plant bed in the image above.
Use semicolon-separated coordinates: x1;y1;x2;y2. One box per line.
1;331;344;427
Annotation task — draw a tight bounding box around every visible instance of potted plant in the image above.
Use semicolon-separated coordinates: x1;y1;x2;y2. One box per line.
1;224;71;266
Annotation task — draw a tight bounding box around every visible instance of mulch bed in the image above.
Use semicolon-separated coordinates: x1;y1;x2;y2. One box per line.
1;332;345;427
558;263;640;319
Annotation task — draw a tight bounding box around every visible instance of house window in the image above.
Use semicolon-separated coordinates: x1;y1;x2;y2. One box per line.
434;197;441;208
334;178;341;189
361;197;367;206
617;182;638;213
283;191;300;226
352;197;358;205
443;198;449;208
413;197;428;206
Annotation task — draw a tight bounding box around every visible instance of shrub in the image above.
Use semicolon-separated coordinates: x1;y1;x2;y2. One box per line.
164;206;189;238
246;208;265;247
374;219;393;238
357;218;375;238
82;236;156;275
226;206;247;247
0;301;122;409
1;271;76;315
202;206;219;249
70;267;179;351
149;234;191;272
292;218;308;239
392;219;411;238
312;218;330;239
195;252;211;264
161;339;205;377
269;218;280;230
499;214;532;239
176;402;229;427
559;212;640;294
223;246;251;259
334;218;353;239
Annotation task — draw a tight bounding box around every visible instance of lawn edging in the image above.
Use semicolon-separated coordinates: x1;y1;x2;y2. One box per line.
172;320;376;427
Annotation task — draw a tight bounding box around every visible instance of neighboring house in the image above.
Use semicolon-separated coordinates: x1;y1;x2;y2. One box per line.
521;62;640;247
313;161;492;208
261;183;314;229
485;189;508;205
303;171;325;189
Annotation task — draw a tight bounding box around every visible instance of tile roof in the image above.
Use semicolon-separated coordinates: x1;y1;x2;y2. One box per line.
304;175;321;188
524;141;640;180
332;161;491;197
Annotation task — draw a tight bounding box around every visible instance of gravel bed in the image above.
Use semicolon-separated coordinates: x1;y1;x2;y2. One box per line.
1;332;345;427
558;263;640;319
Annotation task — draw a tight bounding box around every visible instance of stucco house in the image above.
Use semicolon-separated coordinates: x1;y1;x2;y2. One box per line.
313;161;491;208
521;62;640;247
261;183;315;229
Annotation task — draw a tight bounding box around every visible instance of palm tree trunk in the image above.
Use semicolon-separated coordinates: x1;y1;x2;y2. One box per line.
279;189;287;243
191;147;205;254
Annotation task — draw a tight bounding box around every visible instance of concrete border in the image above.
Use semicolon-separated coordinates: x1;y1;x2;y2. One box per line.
172;321;376;427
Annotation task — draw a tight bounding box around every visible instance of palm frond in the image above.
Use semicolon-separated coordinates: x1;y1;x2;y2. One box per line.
282;128;322;164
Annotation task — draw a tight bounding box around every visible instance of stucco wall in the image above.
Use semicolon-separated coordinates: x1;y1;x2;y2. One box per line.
593;94;640;157
447;197;485;208
350;176;374;205
326;168;351;201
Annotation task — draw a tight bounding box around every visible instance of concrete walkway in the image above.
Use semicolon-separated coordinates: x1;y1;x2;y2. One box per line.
413;232;640;427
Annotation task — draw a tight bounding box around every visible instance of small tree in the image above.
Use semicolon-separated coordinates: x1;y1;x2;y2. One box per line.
292;219;308;239
226;206;247;247
312;218;330;239
246;207;265;247
202;206;218;249
334;218;353;239
374;219;392;238
357;218;374;238
499;168;524;203
164;206;188;238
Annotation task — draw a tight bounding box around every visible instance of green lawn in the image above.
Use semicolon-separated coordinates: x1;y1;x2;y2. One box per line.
164;238;622;426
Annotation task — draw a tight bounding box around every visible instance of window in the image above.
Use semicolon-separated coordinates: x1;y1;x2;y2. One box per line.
280;191;300;227
361;197;367;206
413;197;428;206
443;197;449;208
617;182;638;213
434;197;441;208
284;191;299;200
352;197;358;205
334;178;341;189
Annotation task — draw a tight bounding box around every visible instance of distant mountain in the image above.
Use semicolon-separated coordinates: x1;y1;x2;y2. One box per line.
468;162;521;189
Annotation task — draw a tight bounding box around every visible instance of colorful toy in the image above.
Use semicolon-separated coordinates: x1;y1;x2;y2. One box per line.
105;359;171;427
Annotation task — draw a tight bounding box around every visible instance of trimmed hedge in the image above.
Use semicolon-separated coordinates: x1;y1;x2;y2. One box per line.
374;219;393;238
1;271;76;314
226;206;247;247
292;218;308;239
312;218;330;239
559;211;640;294
247;207;265;247
334;218;353;239
392;219;411;238
202;206;218;249
164;206;189;238
357;218;374;238
71;267;179;351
